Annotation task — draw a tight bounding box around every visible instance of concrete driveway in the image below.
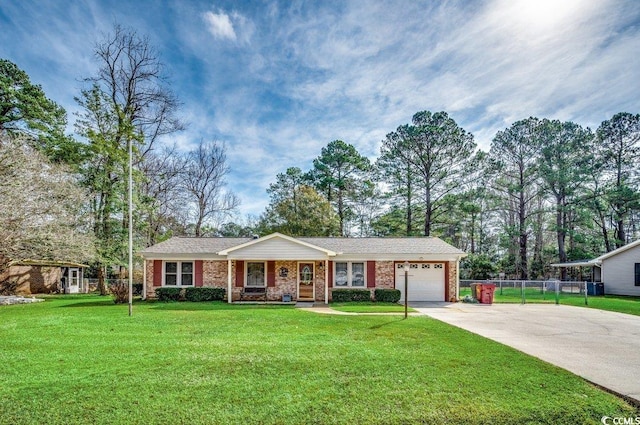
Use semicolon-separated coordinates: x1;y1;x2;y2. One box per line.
411;303;640;405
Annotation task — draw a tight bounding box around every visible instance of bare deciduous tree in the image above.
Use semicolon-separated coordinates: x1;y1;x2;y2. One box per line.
138;145;188;246
76;24;183;293
181;140;239;237
0;135;95;280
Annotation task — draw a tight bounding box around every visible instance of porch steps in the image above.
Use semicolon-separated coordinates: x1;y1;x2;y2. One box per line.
294;302;315;308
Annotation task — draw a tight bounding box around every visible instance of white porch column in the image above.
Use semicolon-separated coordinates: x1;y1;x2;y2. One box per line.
456;259;460;301
324;259;329;304
227;259;233;303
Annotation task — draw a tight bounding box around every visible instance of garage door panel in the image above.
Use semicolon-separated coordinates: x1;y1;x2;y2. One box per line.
395;262;445;301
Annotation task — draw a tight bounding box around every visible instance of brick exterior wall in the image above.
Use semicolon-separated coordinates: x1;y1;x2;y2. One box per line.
1;265;61;295
314;261;326;302
145;259;460;302
448;260;458;302
203;261;228;287
145;260;155;299
375;261;395;289
271;260;298;302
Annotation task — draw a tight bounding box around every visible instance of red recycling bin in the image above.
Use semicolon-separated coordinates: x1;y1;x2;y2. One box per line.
479;284;496;304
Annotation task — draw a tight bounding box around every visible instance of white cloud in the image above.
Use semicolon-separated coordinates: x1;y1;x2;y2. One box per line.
202;10;237;41
2;0;638;217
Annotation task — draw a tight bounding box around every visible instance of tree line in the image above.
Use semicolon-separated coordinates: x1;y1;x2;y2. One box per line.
252;111;639;281
1;26;236;293
1;24;639;289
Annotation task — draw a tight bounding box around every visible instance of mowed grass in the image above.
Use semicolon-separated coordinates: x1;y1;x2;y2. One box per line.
460;287;640;316
330;302;416;313
0;296;636;424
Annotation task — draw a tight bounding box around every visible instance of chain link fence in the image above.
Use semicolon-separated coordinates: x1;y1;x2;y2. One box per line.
82;278;143;295
459;279;603;305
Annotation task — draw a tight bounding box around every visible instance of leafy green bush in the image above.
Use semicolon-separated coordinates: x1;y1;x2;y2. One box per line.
155;287;182;302
185;287;226;302
374;289;401;303
332;289;372;302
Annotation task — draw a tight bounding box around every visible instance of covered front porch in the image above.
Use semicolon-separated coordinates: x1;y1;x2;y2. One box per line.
219;234;335;304
226;260;331;303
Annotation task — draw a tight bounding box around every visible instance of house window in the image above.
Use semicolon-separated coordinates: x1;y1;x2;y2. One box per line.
164;261;193;286
334;262;365;287
635;263;640;286
246;262;266;287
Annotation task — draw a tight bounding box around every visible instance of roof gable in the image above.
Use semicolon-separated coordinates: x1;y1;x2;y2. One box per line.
596;239;640;262
217;233;336;259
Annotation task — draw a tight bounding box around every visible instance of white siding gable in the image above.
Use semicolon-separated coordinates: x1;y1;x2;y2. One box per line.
602;244;640;296
226;237;329;260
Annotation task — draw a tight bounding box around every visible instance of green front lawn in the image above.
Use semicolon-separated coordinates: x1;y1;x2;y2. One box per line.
460;287;640;316
0;295;635;424
330;302;416;313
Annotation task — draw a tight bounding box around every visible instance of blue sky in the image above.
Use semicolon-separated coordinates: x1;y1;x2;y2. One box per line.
1;0;639;218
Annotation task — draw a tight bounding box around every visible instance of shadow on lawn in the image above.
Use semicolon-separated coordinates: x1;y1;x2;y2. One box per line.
368;317;407;329
149;302;295;312
57;300;119;308
55;296;146;308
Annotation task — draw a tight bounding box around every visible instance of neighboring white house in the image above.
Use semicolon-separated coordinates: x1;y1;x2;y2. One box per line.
552;239;640;296
597;240;640;296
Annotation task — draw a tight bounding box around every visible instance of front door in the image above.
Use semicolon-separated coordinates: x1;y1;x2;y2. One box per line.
298;262;314;301
68;268;80;294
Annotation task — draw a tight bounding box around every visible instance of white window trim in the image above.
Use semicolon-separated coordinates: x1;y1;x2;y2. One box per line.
333;261;367;288
246;261;267;287
163;261;194;287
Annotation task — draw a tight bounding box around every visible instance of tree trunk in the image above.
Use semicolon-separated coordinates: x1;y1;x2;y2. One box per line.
406;166;412;236
423;185;431;236
470;213;476;254
518;189;528;280
616;218;626;248
556;199;568;281
97;266;107;296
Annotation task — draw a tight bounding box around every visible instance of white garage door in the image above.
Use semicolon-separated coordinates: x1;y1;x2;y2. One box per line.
395;262;445;302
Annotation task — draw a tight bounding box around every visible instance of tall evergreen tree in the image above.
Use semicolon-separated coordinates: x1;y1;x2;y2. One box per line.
380;111;477;236
309;140;371;236
489;118;542;279
537;119;594;278
596;112;640;248
0;58;81;163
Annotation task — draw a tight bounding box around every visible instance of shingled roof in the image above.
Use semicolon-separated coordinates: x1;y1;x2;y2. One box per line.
140;234;465;256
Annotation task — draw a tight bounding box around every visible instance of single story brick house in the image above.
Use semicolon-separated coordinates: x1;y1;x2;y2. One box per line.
139;233;466;303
